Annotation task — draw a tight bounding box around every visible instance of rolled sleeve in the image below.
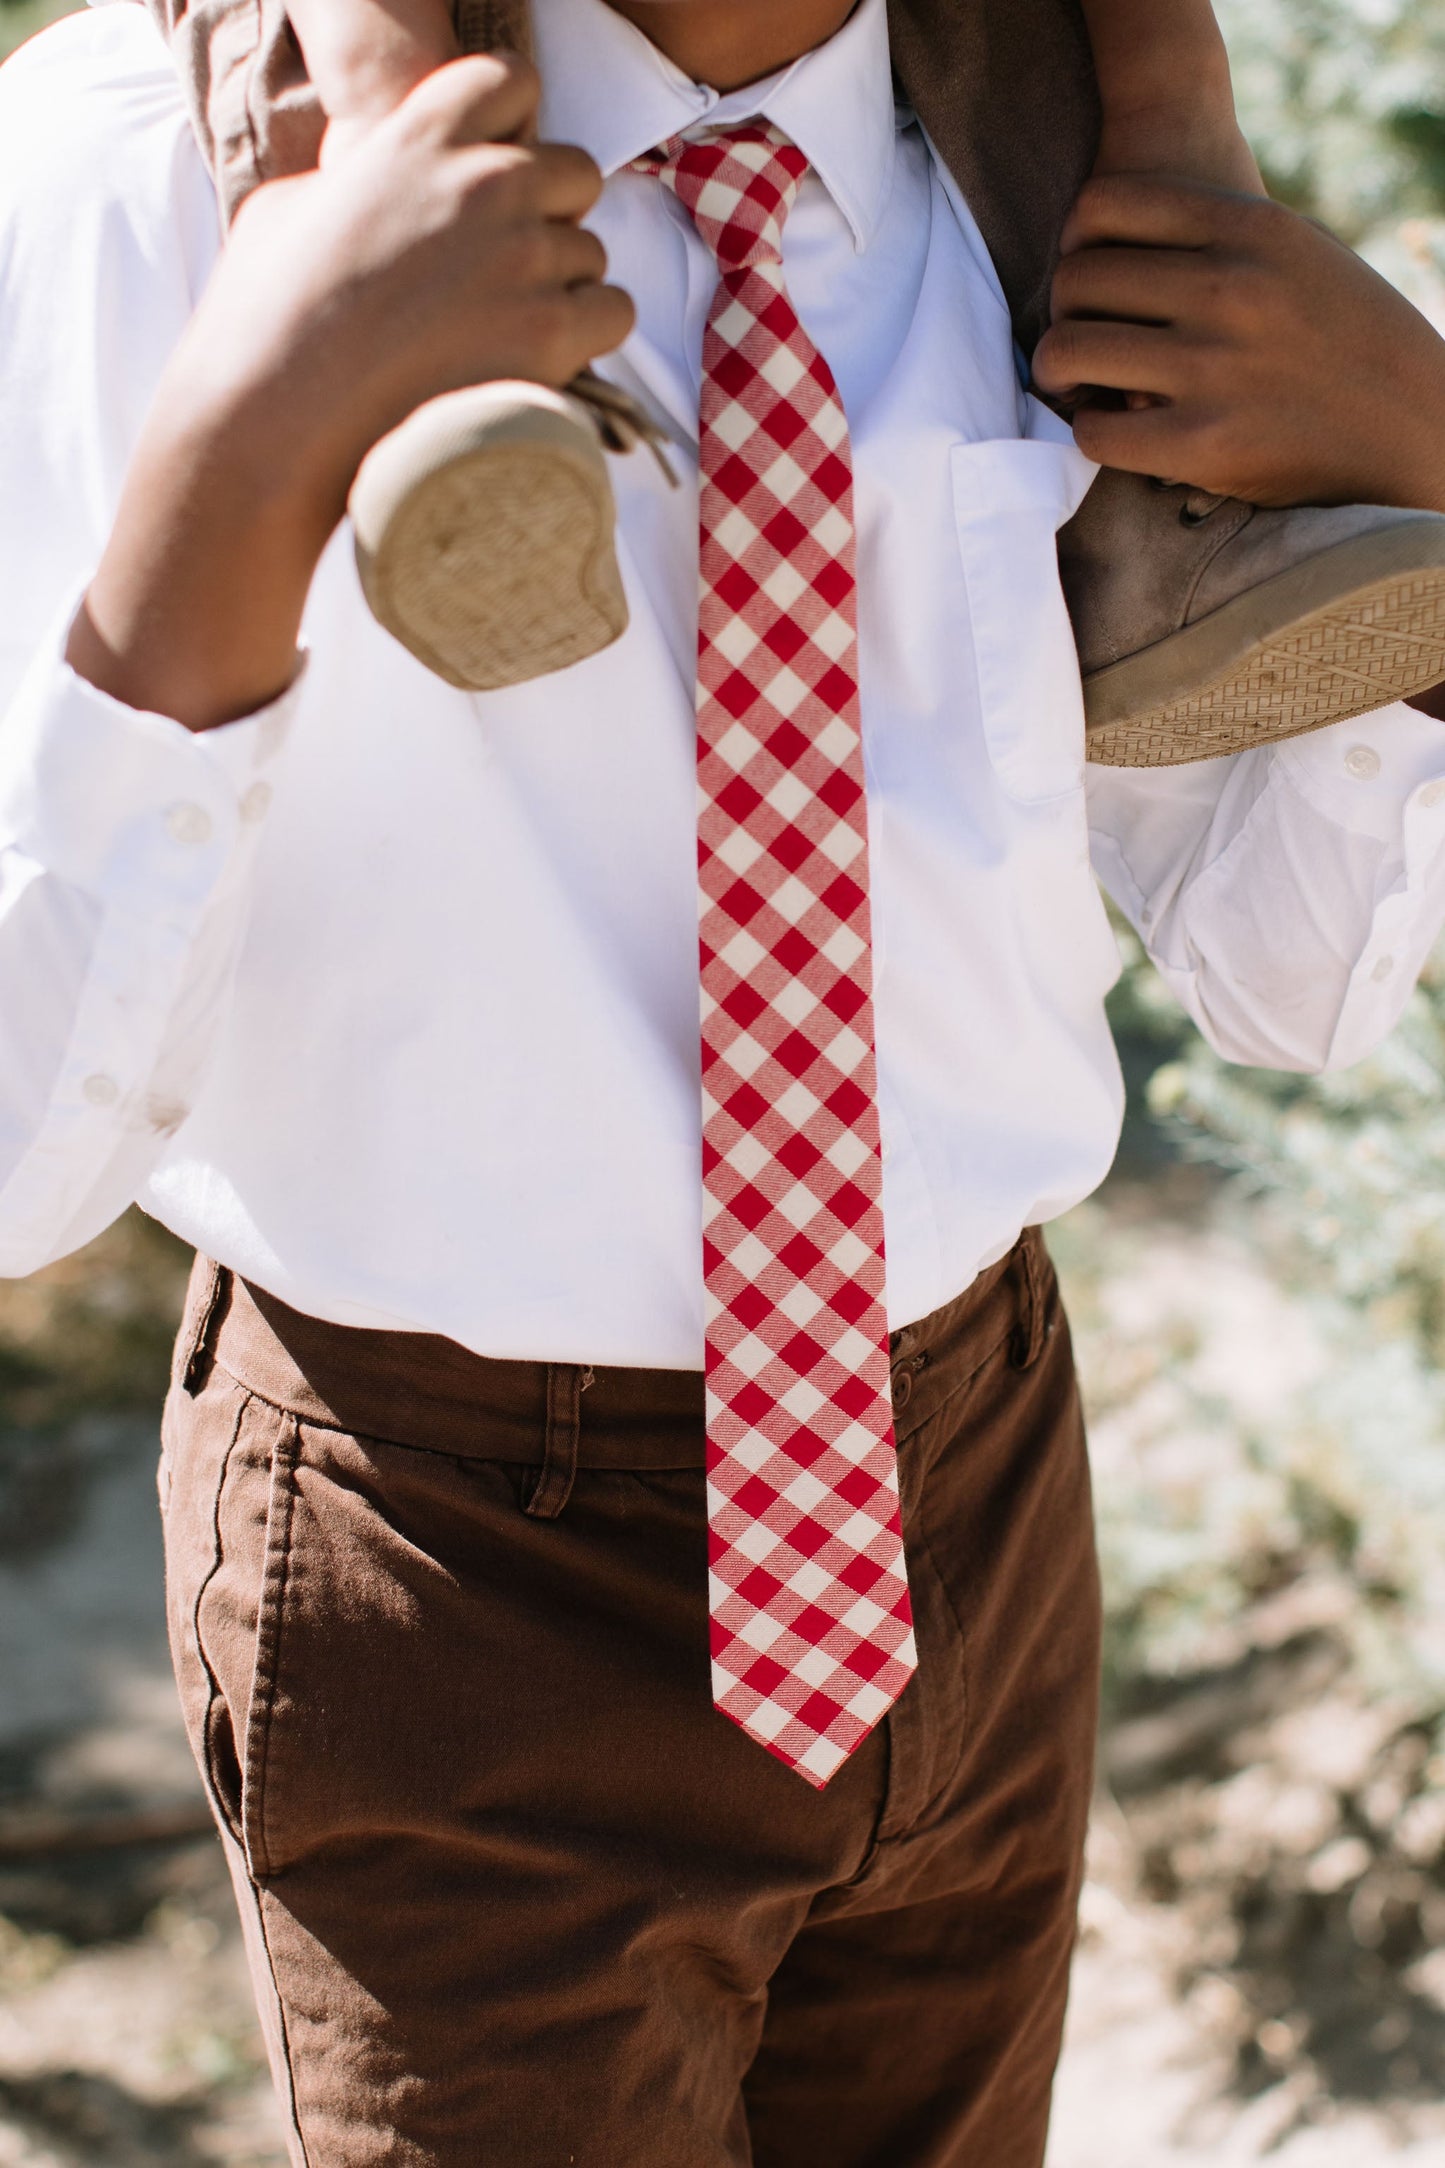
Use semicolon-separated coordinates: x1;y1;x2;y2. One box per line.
1087;702;1445;1075
0;615;302;1272
1288;707;1445;1068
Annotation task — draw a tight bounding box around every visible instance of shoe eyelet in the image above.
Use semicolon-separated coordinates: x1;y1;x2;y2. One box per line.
1178;495;1228;528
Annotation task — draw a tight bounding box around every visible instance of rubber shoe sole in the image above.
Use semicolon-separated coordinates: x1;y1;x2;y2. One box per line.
1085;517;1445;767
351;382;628;692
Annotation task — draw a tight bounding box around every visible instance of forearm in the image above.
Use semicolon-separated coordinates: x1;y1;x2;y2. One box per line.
1074;0;1234;118
68;357;342;732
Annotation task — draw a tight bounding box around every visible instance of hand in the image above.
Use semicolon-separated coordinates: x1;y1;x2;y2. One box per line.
75;52;634;730
1032;175;1445;514
201;52;633;521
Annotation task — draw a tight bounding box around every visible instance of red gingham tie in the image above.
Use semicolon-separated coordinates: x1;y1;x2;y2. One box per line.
637;125;918;1789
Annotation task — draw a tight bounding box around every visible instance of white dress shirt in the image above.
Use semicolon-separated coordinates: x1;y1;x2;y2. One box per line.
3;0;1445;1366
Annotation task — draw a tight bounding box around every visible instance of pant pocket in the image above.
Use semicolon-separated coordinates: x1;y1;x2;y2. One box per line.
161;1371;297;1881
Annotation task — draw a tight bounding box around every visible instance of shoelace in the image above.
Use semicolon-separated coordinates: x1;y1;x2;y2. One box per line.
1149;475;1232;525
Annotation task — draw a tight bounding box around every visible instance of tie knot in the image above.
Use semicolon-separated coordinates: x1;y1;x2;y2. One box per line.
635;124;809;273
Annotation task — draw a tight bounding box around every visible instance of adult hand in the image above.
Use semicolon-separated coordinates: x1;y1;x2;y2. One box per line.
1032;175;1445;516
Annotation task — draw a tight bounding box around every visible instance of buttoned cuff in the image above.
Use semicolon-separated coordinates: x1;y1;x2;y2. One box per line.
0;604;302;912
1278;701;1445;843
0;615;303;1249
1283;704;1445;1069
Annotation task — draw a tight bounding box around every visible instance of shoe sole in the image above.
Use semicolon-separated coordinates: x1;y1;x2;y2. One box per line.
351;383;629;692
1085;517;1445;767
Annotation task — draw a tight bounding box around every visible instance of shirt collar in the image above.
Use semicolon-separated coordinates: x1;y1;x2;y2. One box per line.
534;0;897;253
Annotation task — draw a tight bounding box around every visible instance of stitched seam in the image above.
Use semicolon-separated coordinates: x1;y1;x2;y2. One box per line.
1182;501;1255;623
253;1887;313;2168
1014;1238;1047;1369
177;1260;223;1394
212;1365;514;1456
242;1414;300;1883
192;1391;248;1849
211;1361;702;1472
526;1363;582;1517
907;1506;974;1830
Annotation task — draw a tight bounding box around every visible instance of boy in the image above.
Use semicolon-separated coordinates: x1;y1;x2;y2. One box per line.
4;0;1445;2161
146;0;1445;756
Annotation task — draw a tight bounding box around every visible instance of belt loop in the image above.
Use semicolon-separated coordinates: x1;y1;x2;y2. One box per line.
1011;1228;1050;1372
524;1364;589;1520
180;1260;230;1395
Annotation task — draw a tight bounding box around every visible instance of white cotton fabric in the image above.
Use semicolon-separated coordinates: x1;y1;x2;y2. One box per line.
3;0;1445;1363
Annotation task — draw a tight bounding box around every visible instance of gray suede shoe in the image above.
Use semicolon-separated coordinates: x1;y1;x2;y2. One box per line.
890;0;1445;767
1060;475;1445;766
347;0;654;691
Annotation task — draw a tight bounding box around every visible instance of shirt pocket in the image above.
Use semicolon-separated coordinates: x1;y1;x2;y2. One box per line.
951;412;1097;806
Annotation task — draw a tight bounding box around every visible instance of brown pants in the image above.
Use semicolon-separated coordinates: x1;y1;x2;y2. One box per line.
159;1233;1100;2167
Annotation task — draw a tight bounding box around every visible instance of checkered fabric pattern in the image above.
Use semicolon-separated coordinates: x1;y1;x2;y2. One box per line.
636;125;917;1789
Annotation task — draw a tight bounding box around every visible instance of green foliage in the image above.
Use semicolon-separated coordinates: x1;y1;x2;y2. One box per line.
1082;4;1445;1736
1149;954;1445;1361
0;0;80;64
1218;0;1445;235
0;1211;190;1441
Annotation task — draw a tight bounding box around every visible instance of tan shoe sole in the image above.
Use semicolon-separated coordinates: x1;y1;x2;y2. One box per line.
1085;517;1445;767
351;382;629;692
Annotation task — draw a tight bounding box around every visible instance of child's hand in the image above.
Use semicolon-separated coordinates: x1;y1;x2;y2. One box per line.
72;52;634;730
1032;175;1445;516
213;53;629;503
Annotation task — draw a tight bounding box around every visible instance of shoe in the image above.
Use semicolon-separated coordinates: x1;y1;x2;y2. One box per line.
148;0;653;691
348;0;663;691
1061;474;1445;765
889;0;1445;764
350;374;664;692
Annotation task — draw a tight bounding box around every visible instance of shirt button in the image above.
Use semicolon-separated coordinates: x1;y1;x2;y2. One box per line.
82;1073;120;1108
1345;745;1381;781
239;781;273;824
1371;955;1396;983
1420;780;1445;809
165;801;213;846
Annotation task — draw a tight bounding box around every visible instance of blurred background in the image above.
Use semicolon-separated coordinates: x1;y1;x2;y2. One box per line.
4;0;1445;2160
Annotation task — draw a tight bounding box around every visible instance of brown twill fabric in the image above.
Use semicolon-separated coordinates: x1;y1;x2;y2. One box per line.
160;1233;1100;2167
